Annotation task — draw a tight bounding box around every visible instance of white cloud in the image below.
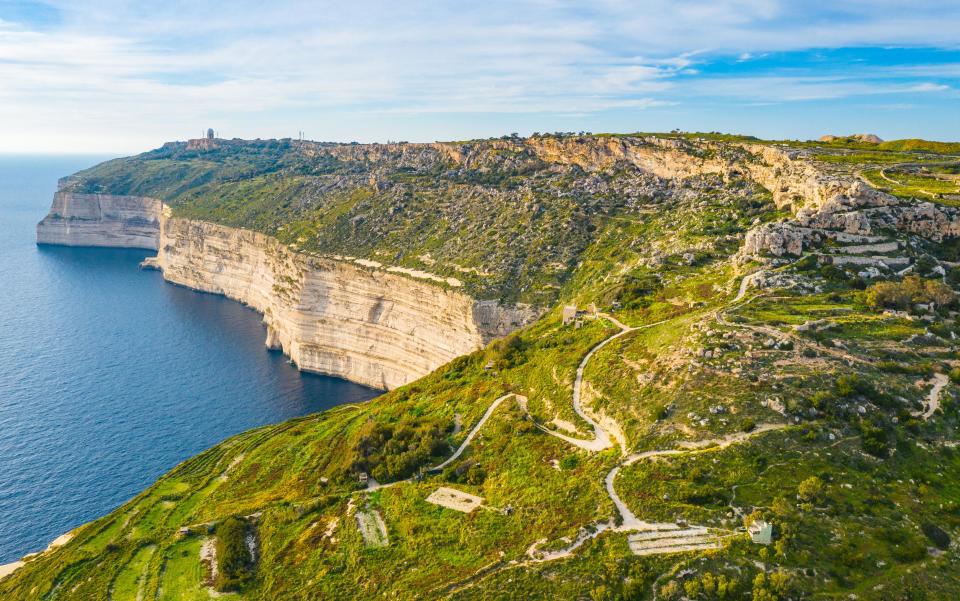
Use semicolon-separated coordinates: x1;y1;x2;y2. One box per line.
685;76;952;102
0;0;959;151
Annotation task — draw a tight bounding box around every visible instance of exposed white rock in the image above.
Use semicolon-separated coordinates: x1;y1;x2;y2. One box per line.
155;214;538;389
36;187;161;249
36;190;539;390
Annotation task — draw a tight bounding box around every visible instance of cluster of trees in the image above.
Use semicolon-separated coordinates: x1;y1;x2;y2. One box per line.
657;570;791;600
214;517;253;591
865;275;953;312
352;416;449;483
489;333;528;370
441;459;486;485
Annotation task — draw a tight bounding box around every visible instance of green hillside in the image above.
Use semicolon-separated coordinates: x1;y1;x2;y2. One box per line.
6;133;960;600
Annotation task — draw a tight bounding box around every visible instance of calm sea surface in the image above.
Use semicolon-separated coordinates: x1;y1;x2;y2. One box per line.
0;156;378;563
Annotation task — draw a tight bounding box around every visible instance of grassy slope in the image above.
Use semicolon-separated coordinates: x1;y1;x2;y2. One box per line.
6;134;960;600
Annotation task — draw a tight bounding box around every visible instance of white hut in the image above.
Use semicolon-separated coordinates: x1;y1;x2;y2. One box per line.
748;520;773;545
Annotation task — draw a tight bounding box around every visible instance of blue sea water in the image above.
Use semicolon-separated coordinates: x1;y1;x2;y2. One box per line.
0;156;378;563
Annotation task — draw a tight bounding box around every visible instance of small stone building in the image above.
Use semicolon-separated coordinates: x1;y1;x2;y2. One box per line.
562;305;578;325
748;520;773;544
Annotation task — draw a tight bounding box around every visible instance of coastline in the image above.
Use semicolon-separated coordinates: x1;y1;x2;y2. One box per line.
0;532;74;582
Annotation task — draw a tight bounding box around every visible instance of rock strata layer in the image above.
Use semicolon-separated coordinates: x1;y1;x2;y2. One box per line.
36;189;538;389
36;187;161;249
155;214;537;389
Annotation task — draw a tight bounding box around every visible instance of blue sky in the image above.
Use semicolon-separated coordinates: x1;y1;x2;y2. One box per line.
1;0;959;153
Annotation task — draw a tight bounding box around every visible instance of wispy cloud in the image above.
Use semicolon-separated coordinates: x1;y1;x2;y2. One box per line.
0;1;959;151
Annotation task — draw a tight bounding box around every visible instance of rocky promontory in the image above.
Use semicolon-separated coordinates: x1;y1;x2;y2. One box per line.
36;183;161;249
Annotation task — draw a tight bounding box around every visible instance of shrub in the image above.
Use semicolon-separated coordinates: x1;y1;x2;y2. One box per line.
914;255;937;276
559;453;580;470
215;517;252;591
352;417;449;482
835;374;874;399
861;420;890;457
921;522;951;550
797;476;824;503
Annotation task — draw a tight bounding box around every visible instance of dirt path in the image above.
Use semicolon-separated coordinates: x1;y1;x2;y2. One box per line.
524;424;786;564
564;318;633;451
428;311;793;595
360;309;785;585
608;424;786;530
715;302;871;367
733;271;761;303
922;373;949;420
548;315;670;451
430;393;516;472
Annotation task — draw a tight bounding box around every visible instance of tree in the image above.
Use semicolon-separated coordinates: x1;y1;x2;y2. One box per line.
925;279;954;308
798;476;824;503
752;571;791;601
861;420;889;457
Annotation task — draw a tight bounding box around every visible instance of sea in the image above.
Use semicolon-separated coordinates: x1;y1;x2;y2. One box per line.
0;155;378;563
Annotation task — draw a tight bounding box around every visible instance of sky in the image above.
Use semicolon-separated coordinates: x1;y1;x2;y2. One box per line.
1;0;959;154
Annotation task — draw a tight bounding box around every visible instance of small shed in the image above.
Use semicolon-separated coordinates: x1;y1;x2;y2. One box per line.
358;472;369;486
748;520;773;545
562;305;578;325
176;527;190;537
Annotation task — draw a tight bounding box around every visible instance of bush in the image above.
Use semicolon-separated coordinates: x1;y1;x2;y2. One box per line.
914;255;937;276
835;374;875;399
559;453;580;470
921;522;951;549
215;517;252;591
797;476;824;503
861;420;890;457
352;417;449;482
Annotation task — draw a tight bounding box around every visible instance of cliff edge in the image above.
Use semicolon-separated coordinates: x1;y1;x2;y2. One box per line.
36;181;161;249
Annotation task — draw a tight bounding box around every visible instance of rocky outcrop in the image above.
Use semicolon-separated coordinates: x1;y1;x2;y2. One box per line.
820;134;883;144
36;186;161;249
155;213;538;389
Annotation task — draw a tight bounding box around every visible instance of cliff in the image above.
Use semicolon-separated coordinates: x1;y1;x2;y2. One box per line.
36;185;161;250
151;212;537;390
36;133;959;385
36;185;538;390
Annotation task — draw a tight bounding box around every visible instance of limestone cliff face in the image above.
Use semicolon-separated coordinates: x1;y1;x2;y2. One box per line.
36;185;161;249
512;135;959;259
155;213;537;390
